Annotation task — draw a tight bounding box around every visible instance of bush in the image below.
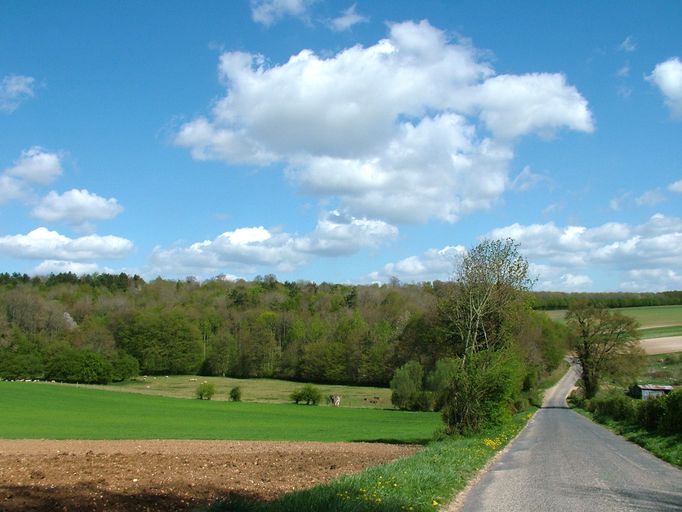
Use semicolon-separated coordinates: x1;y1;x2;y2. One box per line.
426;358;459;410
229;386;242;402
390;361;425;410
45;348;113;384
637;396;665;430
441;349;523;435
196;381;215;400
290;384;321;405
591;390;638;423
660;389;682;434
109;351;139;382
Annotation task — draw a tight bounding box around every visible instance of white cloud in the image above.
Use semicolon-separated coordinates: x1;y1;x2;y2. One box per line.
647;57;682;118
635;189;665;207
560;273;593;288
0;175;27;204
33;260;105;276
150;211;397;277
617;63;630;78
368;245;466;283
250;0;314;26
0;228;133;261
32;189;124;227
4;146;63;185
618;36;636;53
621;269;682;292
330;4;368;31
0;74;35;113
668;179;682;193
609;191;631;211
510;166;552;192
177;20;592;225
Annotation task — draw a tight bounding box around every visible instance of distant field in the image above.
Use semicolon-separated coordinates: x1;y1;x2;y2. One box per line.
0;382;439;442
543;305;682;329
638;326;682;339
98;375;392;408
639;352;682;386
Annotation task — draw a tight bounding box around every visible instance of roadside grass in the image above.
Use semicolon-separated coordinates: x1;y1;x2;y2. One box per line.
570;406;682;469
639;352;682;386
538;359;570;390
100;375;392;409
638;326;682;340
542;304;682;329
0;381;439;442
208;410;535;512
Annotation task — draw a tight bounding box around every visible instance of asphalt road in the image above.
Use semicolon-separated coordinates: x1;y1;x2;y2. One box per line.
457;367;682;511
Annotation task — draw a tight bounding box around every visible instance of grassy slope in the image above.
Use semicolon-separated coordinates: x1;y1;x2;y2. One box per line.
209;410;535;512
638;326;682;339
101;375;392;409
639;352;682;386
0;382;439;443
543;304;682;329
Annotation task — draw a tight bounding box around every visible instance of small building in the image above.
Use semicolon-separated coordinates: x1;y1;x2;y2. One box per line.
629;384;673;400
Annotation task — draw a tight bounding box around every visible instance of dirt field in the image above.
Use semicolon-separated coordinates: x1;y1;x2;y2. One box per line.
641;336;682;355
0;440;418;511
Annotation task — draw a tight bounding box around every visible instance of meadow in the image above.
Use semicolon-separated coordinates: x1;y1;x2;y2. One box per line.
638;352;682;386
99;375;392;408
543;304;682;330
0;381;439;443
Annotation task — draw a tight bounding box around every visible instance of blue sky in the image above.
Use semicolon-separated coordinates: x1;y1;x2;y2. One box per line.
1;0;681;291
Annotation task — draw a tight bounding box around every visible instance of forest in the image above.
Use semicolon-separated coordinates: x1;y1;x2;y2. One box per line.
0;270;678;390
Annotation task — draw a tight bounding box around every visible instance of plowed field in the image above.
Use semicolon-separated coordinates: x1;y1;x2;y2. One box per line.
0;440;418;511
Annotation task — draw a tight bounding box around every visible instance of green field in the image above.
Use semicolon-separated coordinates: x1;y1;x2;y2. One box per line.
638;325;682;339
638;352;682;386
99;375;392;408
544;304;682;330
0;382;439;442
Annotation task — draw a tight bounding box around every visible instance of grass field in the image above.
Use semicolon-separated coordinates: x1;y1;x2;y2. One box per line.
543;304;682;329
99;375;392;408
0;381;439;442
638;352;682;386
638;325;682;339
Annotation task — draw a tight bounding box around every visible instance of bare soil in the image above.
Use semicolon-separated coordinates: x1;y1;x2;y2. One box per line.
641;335;682;355
0;440;418;511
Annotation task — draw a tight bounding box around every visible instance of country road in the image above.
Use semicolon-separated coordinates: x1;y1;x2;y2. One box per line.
455;367;682;511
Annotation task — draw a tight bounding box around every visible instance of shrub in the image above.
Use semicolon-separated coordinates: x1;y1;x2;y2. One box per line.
196;381;215;400
660;389;682;434
637;396;666;431
290;384;321;405
441;349;523;435
426;358;459;410
45;348;113;384
229;386;242;402
109;351;139;382
390;361;425;410
591;390;638;423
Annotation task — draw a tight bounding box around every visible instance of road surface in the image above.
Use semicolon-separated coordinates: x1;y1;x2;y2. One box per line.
456;367;682;511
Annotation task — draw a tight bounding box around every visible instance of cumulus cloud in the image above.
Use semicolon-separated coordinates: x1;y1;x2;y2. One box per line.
560;273;593;288
621;269;682;292
150;212;397;277
647;57;682;118
0;74;35;113
33;260;105;276
177;20;592;225
329;4;368;31
250;0;314;26
0;175;27;204
368;245;466;283
32;189;124;227
0;228;133;261
668;179;682;193
4;146;63;185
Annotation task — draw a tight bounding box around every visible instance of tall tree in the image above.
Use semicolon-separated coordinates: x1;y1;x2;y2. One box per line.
566;303;643;398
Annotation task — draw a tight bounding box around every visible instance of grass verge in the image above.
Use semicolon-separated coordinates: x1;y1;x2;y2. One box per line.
569;405;682;469
208;410;535;512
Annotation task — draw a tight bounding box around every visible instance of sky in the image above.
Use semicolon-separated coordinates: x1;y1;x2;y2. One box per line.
1;0;681;291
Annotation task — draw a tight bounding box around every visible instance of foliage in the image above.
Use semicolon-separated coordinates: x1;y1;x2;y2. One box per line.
441;349;524;434
45;348;114;384
590;390;637;423
566;303;643;398
196;381;216;400
290;384;322;405
0;381;440;442
390;361;427;411
209;410;534;512
229;386;242;402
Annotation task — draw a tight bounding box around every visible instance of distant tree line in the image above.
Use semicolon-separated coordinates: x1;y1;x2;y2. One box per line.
531;290;682;310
